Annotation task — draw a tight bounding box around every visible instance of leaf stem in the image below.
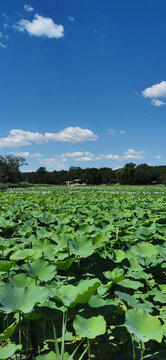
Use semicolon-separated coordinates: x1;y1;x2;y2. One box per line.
53;322;60;360
130;333;135;359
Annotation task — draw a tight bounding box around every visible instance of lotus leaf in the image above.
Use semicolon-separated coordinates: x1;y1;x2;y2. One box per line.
131;242;158;258
23;258;56;282
0;344;22;360
0;284;49;313
125;308;163;343
68;236;95;258
0;321;17;340
73;314;106;339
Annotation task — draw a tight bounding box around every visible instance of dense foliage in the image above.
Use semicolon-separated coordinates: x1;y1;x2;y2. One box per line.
22;164;166;185
0;155;166;185
0;190;166;359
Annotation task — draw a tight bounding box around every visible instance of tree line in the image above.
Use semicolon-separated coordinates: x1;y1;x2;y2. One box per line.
0;155;165;185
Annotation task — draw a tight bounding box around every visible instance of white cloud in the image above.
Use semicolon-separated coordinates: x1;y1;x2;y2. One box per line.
142;81;166;99
39;157;67;170
68;16;74;22
0;32;3;38
0;41;7;48
24;4;34;12
35;148;145;171
0;129;48;148
119;130;126;134
14;14;64;39
75;152;94;161
0;127;98;148
61;152;84;158
151;99;165;107
155;155;161;159
97;149;144;162
45;127;98;143
97;154;120;160
11;151;43;158
123;149;145;160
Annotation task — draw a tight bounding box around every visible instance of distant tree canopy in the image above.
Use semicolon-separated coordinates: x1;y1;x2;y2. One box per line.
0;155;27;183
0;154;166;185
23;162;166;185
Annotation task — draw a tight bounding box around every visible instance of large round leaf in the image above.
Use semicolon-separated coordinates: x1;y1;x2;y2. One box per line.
125;308;163;343
23;258;56;282
73;315;106;339
131;242;158;258
0;284;49;314
0;344;22;360
68;236;94;258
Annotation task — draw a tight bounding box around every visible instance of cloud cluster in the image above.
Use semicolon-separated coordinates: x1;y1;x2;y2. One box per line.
14;14;64;39
123;149;144;160
142;81;166;106
11;152;43;158
24;4;34;12
68;16;74;22
37;149;145;170
0;127;98;148
96;149;144;161
45;127;98;143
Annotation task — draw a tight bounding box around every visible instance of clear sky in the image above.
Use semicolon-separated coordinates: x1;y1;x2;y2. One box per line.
0;0;165;171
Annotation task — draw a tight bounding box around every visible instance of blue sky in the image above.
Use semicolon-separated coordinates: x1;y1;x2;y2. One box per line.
0;0;165;171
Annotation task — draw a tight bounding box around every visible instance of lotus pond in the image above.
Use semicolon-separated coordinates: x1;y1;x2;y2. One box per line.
0;191;166;360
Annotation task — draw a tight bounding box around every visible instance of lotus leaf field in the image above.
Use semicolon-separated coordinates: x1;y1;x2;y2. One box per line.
0;189;166;359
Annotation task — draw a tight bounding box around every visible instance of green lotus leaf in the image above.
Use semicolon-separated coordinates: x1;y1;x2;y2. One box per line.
36;228;52;239
115;291;152;312
51;279;100;307
55;257;75;270
104;268;125;283
135;227;156;239
34;239;52;251
125;308;163;343
0;219;15;229
0;284;49;313
36;351;58;360
0;321;17;340
91;233;108;249
158;246;166;261
10;248;42;260
0;343;22;360
38;213;56;224
74;314;106;339
9;273;36;287
89;294;116;308
36;352;70;360
51;284;78;307
0;260;16;272
17;225;32;236
68;236;95;258
76;278;101;304
118;279;143;290
114;249;126;262
23;258;56;282
159;284;166;293
153;291;166;304
131;242;158;258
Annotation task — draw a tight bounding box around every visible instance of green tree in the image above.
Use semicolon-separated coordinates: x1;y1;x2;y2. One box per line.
0;155;26;183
